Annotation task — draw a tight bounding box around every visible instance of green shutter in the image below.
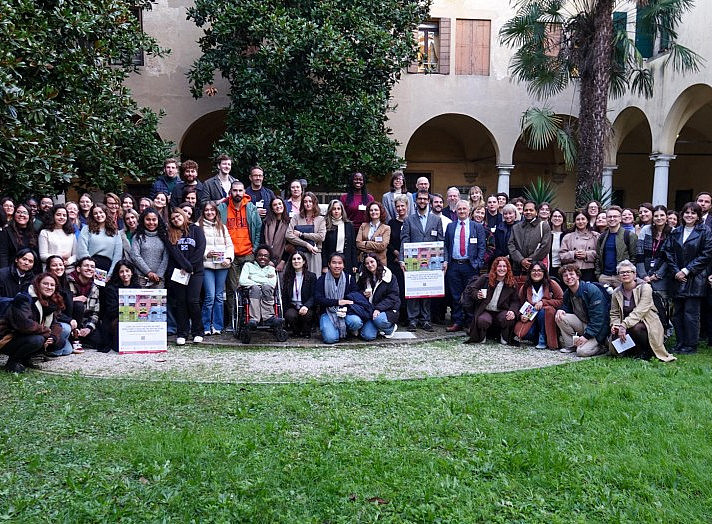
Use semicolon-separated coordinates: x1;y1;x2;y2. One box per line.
612;12;627;68
635;7;654;58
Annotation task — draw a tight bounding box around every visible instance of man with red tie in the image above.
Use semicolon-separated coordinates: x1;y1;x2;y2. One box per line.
443;200;487;332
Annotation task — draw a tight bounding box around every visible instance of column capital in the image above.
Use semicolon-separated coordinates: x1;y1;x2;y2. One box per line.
496;164;515;172
649;154;676;165
602;165;618;172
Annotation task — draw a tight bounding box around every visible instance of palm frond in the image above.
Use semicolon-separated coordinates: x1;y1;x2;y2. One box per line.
664;43;704;74
520;107;562;150
629;67;654;99
556;127;577;171
523;177;558;206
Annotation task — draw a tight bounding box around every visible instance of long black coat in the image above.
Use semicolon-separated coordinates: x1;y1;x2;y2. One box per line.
662;223;712;297
322;223;358;274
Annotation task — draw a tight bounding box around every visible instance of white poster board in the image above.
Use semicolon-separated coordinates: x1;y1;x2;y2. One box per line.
118;288;168;354
403;241;445;299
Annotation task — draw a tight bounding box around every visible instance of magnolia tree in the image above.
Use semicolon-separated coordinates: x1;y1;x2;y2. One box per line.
0;0;174;198
187;0;431;188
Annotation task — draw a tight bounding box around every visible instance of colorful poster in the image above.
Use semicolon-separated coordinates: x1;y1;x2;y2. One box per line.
403;241;445;298
118;288;168;354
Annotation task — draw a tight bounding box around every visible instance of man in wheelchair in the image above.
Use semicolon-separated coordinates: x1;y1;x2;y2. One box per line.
238;245;282;328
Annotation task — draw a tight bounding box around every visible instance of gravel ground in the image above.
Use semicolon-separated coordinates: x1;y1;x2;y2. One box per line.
2;334;580;383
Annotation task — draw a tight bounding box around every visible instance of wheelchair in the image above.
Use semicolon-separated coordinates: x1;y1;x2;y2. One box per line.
232;277;289;344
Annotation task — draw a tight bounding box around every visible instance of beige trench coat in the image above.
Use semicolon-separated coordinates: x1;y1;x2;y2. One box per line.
609;282;676;362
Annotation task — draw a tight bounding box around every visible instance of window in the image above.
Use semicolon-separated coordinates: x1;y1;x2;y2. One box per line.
129;8;144;66
455;19;490;76
112;8;144;66
408;19;450;74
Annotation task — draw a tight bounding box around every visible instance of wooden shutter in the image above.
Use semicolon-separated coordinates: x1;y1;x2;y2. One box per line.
455;19;490;76
439;18;450;74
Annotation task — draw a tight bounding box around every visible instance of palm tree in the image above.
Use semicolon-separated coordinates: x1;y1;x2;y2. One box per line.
500;0;701;206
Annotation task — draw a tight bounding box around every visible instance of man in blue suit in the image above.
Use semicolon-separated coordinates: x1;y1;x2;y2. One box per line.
399;191;444;332
443;200;486;332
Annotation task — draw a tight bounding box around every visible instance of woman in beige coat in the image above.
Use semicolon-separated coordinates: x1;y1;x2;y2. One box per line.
559;210;599;282
609;260;675;362
355;201;391;267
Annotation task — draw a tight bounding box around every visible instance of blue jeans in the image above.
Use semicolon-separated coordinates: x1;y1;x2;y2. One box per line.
360;312;395;341
202;268;229;332
524;309;547;341
48;322;73;356
319;313;363;344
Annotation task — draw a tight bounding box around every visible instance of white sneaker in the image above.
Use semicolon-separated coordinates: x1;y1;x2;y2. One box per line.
211;328;221;335
384;324;398;339
176;337;186;346
204;330;211;336
193;336;203;343
500;336;508;345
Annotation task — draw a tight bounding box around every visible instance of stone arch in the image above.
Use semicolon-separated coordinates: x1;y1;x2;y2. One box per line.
179;109;228;179
404;113;499;195
658;84;712;154
510;114;578;206
609;107;652;206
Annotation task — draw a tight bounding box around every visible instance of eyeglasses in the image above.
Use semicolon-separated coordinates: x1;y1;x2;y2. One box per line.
530;269;543;273
618;270;635;275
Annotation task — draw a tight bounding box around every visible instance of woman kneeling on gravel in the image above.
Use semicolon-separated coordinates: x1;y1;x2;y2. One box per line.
462;256;520;345
357;254;400;340
314;252;363;344
609;260;675;362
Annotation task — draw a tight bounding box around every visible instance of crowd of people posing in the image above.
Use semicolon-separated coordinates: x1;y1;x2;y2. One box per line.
2;154;711;372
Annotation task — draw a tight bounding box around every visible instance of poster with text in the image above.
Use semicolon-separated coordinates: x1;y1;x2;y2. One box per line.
403;241;445;298
118;288;168;354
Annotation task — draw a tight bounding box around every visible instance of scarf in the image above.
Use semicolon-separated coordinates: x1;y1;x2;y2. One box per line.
332;218;345;253
325;270;347;339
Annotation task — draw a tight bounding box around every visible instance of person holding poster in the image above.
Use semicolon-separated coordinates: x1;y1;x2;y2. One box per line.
100;259;139;352
442;200;486;333
399;191;443;332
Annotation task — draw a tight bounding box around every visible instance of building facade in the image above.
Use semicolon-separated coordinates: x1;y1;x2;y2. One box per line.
127;0;712;208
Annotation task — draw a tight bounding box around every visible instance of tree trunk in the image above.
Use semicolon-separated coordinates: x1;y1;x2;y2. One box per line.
576;0;614;207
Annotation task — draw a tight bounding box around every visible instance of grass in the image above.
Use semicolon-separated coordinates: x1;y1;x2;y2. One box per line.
1;349;711;522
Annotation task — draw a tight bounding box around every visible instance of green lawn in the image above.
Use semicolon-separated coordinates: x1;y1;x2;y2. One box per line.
1;350;711;522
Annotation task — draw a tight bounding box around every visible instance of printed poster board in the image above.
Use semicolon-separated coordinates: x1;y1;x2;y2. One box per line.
118;288;168;354
403;241;445;299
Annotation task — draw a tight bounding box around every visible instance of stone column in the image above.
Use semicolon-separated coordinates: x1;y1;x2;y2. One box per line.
601;165;617;198
650;154;675;206
496;164;515;195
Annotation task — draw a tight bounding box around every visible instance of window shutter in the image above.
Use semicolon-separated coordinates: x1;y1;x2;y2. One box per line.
439;18;450;75
408;28;419;73
635;7;654;58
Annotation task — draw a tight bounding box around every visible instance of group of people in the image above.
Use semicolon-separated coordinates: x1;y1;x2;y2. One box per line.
1;154;711;372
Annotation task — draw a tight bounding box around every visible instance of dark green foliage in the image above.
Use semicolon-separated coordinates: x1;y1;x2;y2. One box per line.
187;0;431;188
0;0;174;198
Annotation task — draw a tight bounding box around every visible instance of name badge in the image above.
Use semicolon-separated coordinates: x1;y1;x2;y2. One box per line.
490;227;496;233
256;201;264;208
289;211;296;218
469;238;477;244
430;230;438;237
358;204;367;211
374;236;383;242
650;261;655;268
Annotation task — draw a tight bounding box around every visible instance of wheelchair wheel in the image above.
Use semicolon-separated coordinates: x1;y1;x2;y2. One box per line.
275;328;288;342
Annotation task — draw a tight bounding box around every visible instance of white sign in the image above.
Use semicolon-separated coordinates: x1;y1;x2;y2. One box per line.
403;241;445;298
118;288;168;354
